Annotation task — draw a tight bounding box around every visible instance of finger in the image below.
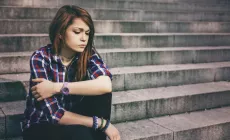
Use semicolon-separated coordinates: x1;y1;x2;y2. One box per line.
118;134;121;140
32;78;44;82
32;91;37;95
31;86;37;91
37;97;43;101
117;135;120;140
34;94;40;99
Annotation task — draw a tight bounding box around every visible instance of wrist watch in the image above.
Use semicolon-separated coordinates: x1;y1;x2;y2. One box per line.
61;82;69;95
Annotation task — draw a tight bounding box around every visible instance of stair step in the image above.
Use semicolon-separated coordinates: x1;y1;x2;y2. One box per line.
1;82;230;139
0;7;230;21
2;20;230;34
111;0;230;4
1;33;230;52
0;0;230;10
1;61;230;101
115;106;230;140
3;106;230;139
111;81;230;122
1;46;230;74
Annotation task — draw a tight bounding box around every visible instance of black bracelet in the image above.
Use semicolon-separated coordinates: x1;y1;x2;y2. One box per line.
92;116;98;130
101;119;110;132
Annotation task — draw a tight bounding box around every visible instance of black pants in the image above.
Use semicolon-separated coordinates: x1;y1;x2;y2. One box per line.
23;93;112;140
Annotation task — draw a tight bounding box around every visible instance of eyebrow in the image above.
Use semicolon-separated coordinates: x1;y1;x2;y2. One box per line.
73;27;90;32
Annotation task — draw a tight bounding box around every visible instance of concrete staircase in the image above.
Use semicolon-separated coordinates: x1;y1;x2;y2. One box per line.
1;0;230;139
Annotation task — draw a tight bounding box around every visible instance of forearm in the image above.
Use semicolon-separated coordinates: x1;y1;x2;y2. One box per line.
55;76;112;96
58;111;106;128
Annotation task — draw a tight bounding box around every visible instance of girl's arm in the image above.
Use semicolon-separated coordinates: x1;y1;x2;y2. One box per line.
54;75;112;96
58;111;102;126
32;52;113;100
32;75;112;100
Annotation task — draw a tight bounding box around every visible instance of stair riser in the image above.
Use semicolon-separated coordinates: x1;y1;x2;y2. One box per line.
115;68;230;91
1;49;230;74
1;66;230;102
2;20;230;34
0;81;26;102
1;0;230;11
1;35;230;52
1;90;230;138
1;7;230;22
111;91;230;122
110;0;230;4
173;123;230;140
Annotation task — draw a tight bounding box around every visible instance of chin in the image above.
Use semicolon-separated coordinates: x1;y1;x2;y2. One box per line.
72;48;85;53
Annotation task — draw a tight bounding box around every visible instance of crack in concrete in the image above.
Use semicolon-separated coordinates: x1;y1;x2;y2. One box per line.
148;118;175;140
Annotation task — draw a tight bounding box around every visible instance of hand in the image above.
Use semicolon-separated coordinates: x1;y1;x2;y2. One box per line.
31;78;56;101
105;123;120;140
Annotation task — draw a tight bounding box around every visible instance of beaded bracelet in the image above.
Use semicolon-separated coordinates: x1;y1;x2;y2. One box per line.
101;119;110;132
92;116;98;130
99;117;104;129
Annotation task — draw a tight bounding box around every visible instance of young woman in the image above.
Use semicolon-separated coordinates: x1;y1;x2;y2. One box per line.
21;5;120;140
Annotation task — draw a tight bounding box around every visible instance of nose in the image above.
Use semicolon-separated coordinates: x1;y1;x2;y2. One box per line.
80;33;86;42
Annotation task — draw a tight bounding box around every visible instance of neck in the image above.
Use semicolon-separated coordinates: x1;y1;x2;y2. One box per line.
60;46;76;59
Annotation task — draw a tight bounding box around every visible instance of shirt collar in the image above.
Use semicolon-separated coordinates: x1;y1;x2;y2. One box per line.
47;44;80;64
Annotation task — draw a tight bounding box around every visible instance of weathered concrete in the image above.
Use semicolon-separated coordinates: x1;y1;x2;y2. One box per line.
1;33;230;52
1;47;230;74
111;82;230;122
3;99;230;139
150;106;230;140
0;101;24;138
1;62;230;92
1;20;230;34
1;7;230;21
111;0;230;4
0;0;229;10
0;79;26;102
111;61;230;91
114;119;173;140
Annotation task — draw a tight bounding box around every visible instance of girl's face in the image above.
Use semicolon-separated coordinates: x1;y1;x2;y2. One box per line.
63;18;90;53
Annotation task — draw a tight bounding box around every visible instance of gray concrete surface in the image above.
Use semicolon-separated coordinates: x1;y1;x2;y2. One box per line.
1;82;230;138
1;47;230;74
1;62;230;92
150;106;230;140
1;33;230;52
1;20;230;34
1;7;230;21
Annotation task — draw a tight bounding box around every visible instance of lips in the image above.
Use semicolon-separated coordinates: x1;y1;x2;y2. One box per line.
79;45;86;47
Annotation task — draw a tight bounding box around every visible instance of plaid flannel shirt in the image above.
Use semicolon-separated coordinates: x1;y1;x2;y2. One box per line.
21;44;112;131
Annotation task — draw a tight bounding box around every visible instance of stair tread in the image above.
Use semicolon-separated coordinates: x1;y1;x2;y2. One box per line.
1;61;230;80
111;61;230;74
113;81;230;104
0;81;229;115
1;46;230;57
1;33;230;36
115;106;230;140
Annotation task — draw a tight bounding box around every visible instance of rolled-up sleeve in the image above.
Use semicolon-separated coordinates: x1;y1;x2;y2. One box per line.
30;51;65;124
88;52;113;81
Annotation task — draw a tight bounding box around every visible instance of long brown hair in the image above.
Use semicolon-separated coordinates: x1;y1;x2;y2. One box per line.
49;5;99;81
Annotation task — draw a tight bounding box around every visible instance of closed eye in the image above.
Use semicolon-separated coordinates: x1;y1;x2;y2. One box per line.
74;31;80;34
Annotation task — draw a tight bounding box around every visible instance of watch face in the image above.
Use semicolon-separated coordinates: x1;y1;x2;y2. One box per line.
63;87;69;94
